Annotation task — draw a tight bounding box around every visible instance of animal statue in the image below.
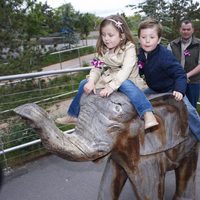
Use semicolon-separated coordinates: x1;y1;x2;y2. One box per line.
14;92;199;200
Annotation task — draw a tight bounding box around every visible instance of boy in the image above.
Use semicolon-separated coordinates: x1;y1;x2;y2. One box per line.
137;18;200;141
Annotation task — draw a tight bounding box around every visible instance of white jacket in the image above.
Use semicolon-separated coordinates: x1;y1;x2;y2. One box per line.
88;41;147;90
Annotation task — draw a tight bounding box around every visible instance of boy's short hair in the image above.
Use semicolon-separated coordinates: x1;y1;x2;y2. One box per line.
138;18;163;38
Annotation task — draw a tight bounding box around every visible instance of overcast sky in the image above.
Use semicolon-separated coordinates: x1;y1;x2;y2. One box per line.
39;0;144;17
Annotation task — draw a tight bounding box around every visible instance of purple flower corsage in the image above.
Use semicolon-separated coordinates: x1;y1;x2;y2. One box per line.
91;58;104;69
138;60;145;69
184;50;191;57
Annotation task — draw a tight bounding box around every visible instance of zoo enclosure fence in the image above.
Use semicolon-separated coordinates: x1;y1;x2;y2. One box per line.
0;66;92;174
0;67;200;174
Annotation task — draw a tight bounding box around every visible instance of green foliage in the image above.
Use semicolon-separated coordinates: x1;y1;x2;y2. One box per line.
55;3;77;27
0;0;56;75
3;122;39;149
125;14;142;37
0;43;44;75
54;3;79;45
128;0;200;40
193;21;200;38
166;0;199;38
75;13;96;40
137;0;169;22
0;1;99;76
0;118;47;168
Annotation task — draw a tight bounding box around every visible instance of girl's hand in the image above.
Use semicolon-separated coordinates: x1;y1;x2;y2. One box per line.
84;80;96;95
173;91;183;101
100;86;114;97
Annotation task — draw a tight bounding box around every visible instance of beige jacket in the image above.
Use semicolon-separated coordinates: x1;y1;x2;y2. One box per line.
88;42;147;90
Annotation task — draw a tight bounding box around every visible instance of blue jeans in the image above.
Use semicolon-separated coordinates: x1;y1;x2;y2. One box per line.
68;79;87;117
144;88;200;141
68;79;153;118
186;83;200;109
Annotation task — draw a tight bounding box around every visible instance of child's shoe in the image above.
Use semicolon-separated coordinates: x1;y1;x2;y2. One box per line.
144;112;159;130
55;115;77;125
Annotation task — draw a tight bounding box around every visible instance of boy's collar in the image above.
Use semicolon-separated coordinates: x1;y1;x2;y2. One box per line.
141;44;160;55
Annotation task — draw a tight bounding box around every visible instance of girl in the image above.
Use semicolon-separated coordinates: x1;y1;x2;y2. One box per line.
56;15;158;129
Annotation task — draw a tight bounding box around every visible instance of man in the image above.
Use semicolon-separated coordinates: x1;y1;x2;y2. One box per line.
168;19;200;108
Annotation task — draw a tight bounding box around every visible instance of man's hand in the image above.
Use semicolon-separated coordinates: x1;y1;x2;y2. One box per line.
99;86;114;97
84;80;96;95
173;91;183;101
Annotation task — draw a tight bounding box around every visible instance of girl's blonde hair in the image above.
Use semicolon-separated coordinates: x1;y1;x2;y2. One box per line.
96;15;135;56
138;18;163;38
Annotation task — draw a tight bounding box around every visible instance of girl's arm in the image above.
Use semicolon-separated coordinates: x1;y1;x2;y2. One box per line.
88;66;103;84
84;79;96;95
85;57;104;94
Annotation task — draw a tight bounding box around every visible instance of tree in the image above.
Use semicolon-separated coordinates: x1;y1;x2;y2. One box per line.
168;0;200;39
125;14;142;37
25;2;55;38
54;3;79;47
128;0;169;22
0;0;55;75
75;13;96;45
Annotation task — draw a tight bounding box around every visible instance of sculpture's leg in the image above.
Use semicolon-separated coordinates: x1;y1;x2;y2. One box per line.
97;157;128;200
128;157;165;200
173;146;198;200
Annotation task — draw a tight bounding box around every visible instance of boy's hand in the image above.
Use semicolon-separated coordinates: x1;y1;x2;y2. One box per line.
84;80;96;95
100;86;114;97
173;91;183;101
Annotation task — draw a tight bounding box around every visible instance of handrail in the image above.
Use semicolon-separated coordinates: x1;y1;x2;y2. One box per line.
0;67;91;156
0;129;75;155
0;67;92;81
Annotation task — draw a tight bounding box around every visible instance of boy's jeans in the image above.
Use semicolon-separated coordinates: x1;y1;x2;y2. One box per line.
144;88;200;141
186;83;200;109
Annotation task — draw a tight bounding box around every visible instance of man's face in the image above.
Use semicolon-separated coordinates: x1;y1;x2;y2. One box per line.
180;23;194;40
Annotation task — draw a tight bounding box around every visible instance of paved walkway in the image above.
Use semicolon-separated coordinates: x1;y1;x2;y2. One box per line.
42;54;95;71
1;151;200;200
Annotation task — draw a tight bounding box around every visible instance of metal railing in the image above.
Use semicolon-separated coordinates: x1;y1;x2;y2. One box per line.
0;66;91;170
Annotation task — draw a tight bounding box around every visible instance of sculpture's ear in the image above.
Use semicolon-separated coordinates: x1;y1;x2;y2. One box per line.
139;93;189;155
129;118;144;138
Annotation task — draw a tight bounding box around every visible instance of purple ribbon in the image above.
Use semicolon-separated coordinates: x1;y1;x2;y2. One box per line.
138;60;145;69
91;58;104;69
184;50;191;57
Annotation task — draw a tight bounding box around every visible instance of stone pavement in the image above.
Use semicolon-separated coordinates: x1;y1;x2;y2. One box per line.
0;151;200;200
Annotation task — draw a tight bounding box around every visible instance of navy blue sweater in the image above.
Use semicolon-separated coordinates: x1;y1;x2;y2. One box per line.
138;44;187;95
